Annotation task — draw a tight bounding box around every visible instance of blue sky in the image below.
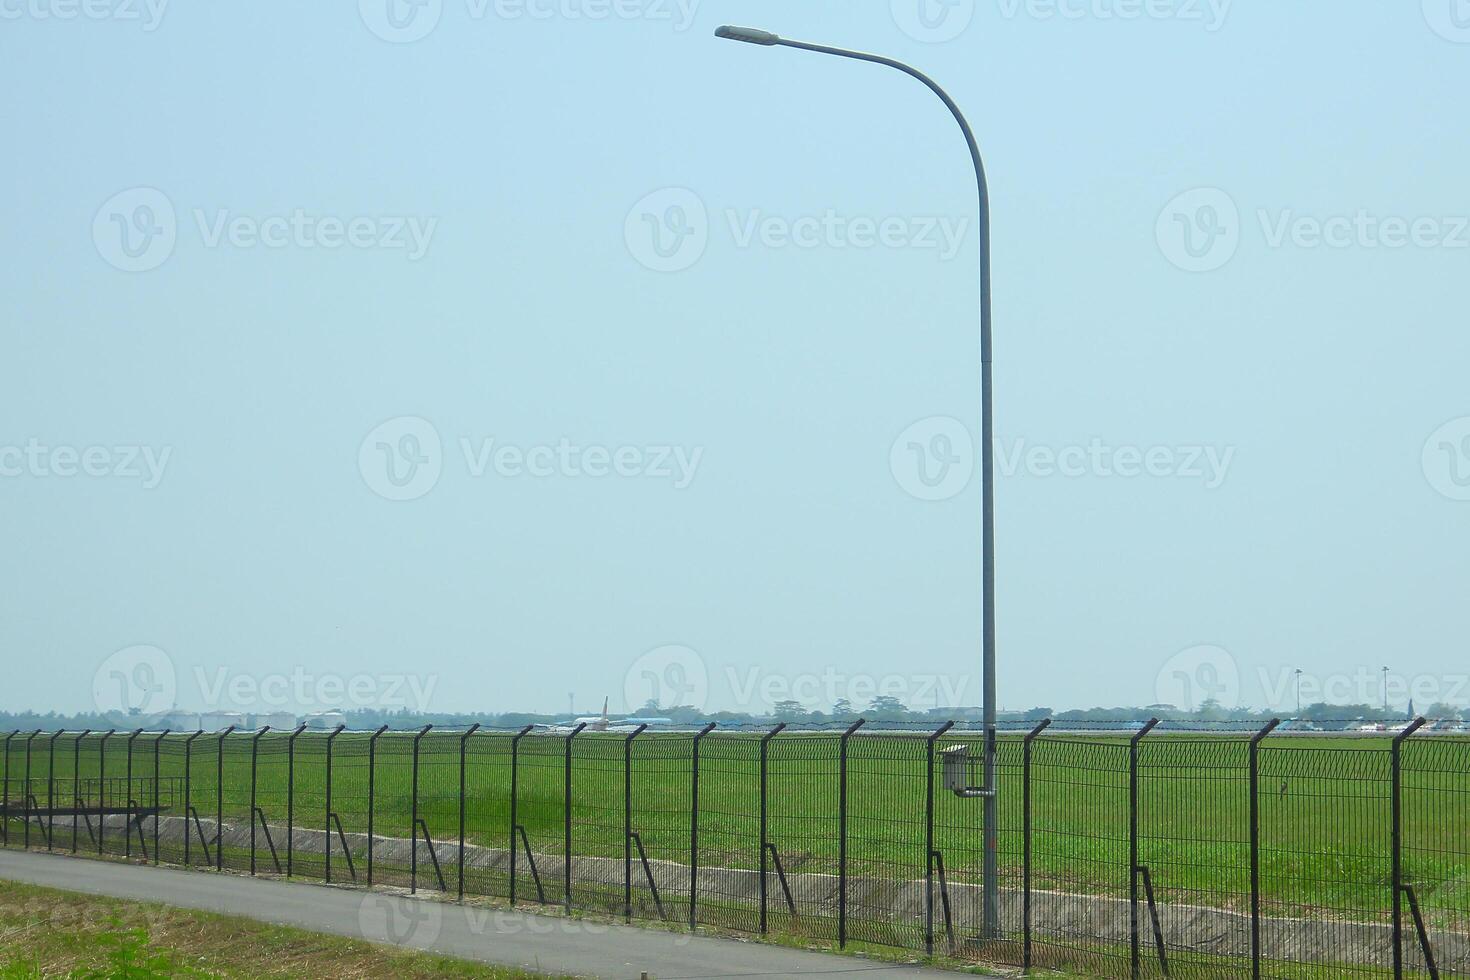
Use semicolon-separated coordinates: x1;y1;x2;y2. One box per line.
3;1;1468;720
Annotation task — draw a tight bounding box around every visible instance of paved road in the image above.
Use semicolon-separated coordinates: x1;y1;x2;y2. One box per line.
0;850;976;979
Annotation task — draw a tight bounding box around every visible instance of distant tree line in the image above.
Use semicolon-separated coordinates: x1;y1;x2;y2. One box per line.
3;697;1456;733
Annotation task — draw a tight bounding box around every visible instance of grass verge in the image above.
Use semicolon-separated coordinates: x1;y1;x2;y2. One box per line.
0;880;570;979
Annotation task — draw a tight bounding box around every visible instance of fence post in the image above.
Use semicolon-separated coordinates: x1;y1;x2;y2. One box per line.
216;726;235;871
250;727;269;875
758;722;785;936
2;731;16;848
46;731;61;852
183;731;203;865
367;725;387;886
152;731;168;863
325;724;344;883
564;722;586;914
1022;718;1052;970
71;730;91;853
23;732;39;850
838;718;866;949
124;730;142;858
1249;718;1280;980
690;722;717;930
97;730;115;855
1392;716;1428;980
458;724;480;900
926;720;956;957
411;724;432;894
509;724;533;905
1129;718;1160;980
623;724;648;921
286;723;306;878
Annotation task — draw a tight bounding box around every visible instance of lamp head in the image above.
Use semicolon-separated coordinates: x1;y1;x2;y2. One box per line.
716;25;780;46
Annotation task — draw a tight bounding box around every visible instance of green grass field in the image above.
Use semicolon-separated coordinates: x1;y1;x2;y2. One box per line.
6;729;1468;974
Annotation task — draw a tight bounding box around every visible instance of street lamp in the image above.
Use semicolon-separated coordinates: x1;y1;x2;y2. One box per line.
714;25;1001;938
1294;668;1303;717
1382;666;1391;713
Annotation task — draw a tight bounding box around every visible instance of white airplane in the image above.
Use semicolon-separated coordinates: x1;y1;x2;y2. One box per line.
541;697;613;733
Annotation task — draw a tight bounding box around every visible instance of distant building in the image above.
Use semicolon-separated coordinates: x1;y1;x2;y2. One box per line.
304;710;347;731
249;712;298;731
199;711;247;732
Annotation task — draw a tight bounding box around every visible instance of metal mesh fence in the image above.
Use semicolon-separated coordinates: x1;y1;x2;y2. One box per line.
3;721;1468;978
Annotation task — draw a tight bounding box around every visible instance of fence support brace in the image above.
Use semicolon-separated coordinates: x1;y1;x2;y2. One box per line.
324;724;344;883
1022;717;1052;971
758;722;786;936
563;722;586;914
1392;717;1429;980
623;724;649;921
124;730;142;859
410;725;432;894
216;725;235;871
838;718;866;949
926;720;956;957
285;723;307;878
249;727;270;874
1128;717;1160;980
366;725;387;885
71;730;91;853
458;724;480;900
689;722;717;930
508;724;534;904
1248;718;1281;980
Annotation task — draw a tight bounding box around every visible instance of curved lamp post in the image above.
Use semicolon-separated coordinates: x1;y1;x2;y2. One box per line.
715;25;1000;938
